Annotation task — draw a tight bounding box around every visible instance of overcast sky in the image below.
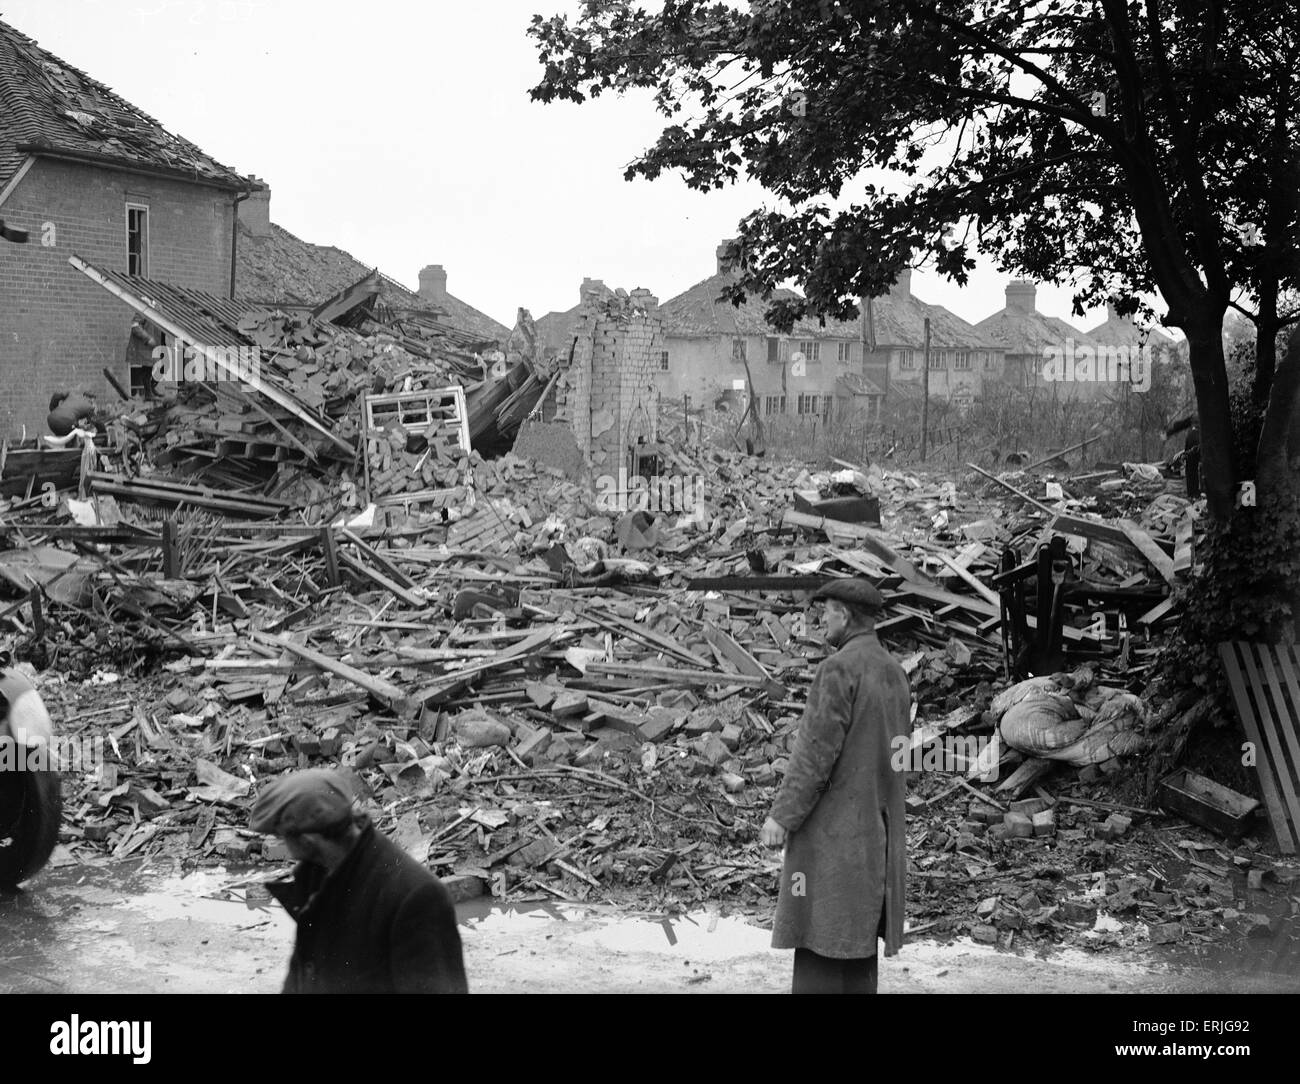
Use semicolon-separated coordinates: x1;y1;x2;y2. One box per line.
4;0;1155;332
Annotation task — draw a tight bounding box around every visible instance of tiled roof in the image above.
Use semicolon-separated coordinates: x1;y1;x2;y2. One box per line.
423;287;510;343
535;306;583;356
864;290;992;350
660;273;832;337
1084;312;1176;348
660;272;992;350
236;222;378;306
974;307;1097;356
235;221;509;342
0;18;249;191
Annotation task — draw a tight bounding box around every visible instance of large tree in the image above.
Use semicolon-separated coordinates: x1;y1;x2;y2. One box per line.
529;0;1300;521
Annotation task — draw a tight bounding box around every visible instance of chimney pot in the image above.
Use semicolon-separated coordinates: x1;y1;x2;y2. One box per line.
419;264;448;305
239;183;272;238
1005;280;1037;314
716;238;739;275
888;268;912;299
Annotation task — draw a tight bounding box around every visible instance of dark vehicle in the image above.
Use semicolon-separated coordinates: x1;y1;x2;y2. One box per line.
0;670;61;889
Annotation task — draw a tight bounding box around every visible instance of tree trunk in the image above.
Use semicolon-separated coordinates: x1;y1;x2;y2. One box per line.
1184;322;1238;519
1257;323;1300;503
1253;279;1279;407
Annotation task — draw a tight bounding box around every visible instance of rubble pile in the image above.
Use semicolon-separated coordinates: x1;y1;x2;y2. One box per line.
7;395;1295;954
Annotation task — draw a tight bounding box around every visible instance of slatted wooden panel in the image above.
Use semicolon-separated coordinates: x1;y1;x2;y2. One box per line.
1219;642;1300;854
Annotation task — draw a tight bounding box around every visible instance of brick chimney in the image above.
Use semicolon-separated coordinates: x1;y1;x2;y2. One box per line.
580;277;606;304
716;238;738;275
419;265;448;305
1005;280;1037;314
239;177;272;238
888;268;912;299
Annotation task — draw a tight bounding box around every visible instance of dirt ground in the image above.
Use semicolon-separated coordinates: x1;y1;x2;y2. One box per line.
1;860;1295;994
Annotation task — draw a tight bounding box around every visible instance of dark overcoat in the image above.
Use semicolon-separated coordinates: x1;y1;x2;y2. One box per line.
267;823;467;993
769;628;911;958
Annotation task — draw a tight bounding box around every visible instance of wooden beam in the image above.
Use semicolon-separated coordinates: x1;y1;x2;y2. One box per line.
1116;518;1177;583
965;462;1057;516
703;625;786;698
587;661;774;689
781;510;926;583
253;631;414;717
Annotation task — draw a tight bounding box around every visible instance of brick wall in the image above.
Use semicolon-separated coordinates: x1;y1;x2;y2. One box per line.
0;157;236;437
550;284;662;476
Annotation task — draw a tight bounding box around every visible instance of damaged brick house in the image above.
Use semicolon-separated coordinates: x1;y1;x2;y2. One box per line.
234;182;509;344
0;17;256;438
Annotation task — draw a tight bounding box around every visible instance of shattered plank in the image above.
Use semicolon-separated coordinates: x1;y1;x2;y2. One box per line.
253;631;414;717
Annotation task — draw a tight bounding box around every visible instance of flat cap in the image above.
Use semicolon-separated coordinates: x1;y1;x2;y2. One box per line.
249;769;359;835
811;578;885;612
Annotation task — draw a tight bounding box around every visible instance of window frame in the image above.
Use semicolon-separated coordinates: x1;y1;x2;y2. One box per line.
126;202;150;277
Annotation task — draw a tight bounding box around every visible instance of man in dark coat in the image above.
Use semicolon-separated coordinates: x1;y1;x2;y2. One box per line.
249;769;467;994
760;579;911;994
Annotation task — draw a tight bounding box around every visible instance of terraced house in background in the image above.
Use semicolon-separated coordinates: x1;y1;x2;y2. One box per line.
651;242;1001;424
0;17;256;438
975;281;1175;396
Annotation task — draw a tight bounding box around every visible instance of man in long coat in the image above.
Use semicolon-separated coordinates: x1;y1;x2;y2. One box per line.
250;769;467;994
760;579;911;994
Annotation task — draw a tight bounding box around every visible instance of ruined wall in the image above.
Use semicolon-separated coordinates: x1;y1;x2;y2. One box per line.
547;283;661;477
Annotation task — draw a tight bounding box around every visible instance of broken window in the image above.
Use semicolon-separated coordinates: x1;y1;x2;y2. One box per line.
126;204;149;276
731;338;747;363
766;336;781;364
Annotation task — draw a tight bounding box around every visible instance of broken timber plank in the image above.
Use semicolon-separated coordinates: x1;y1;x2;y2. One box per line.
338;550;425;608
965;462;1056;516
1116;518;1176;584
781;510;926;583
702;626;786;698
586;662;774;689
933;551;1000;607
255;631;414;717
1219;642;1300;853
